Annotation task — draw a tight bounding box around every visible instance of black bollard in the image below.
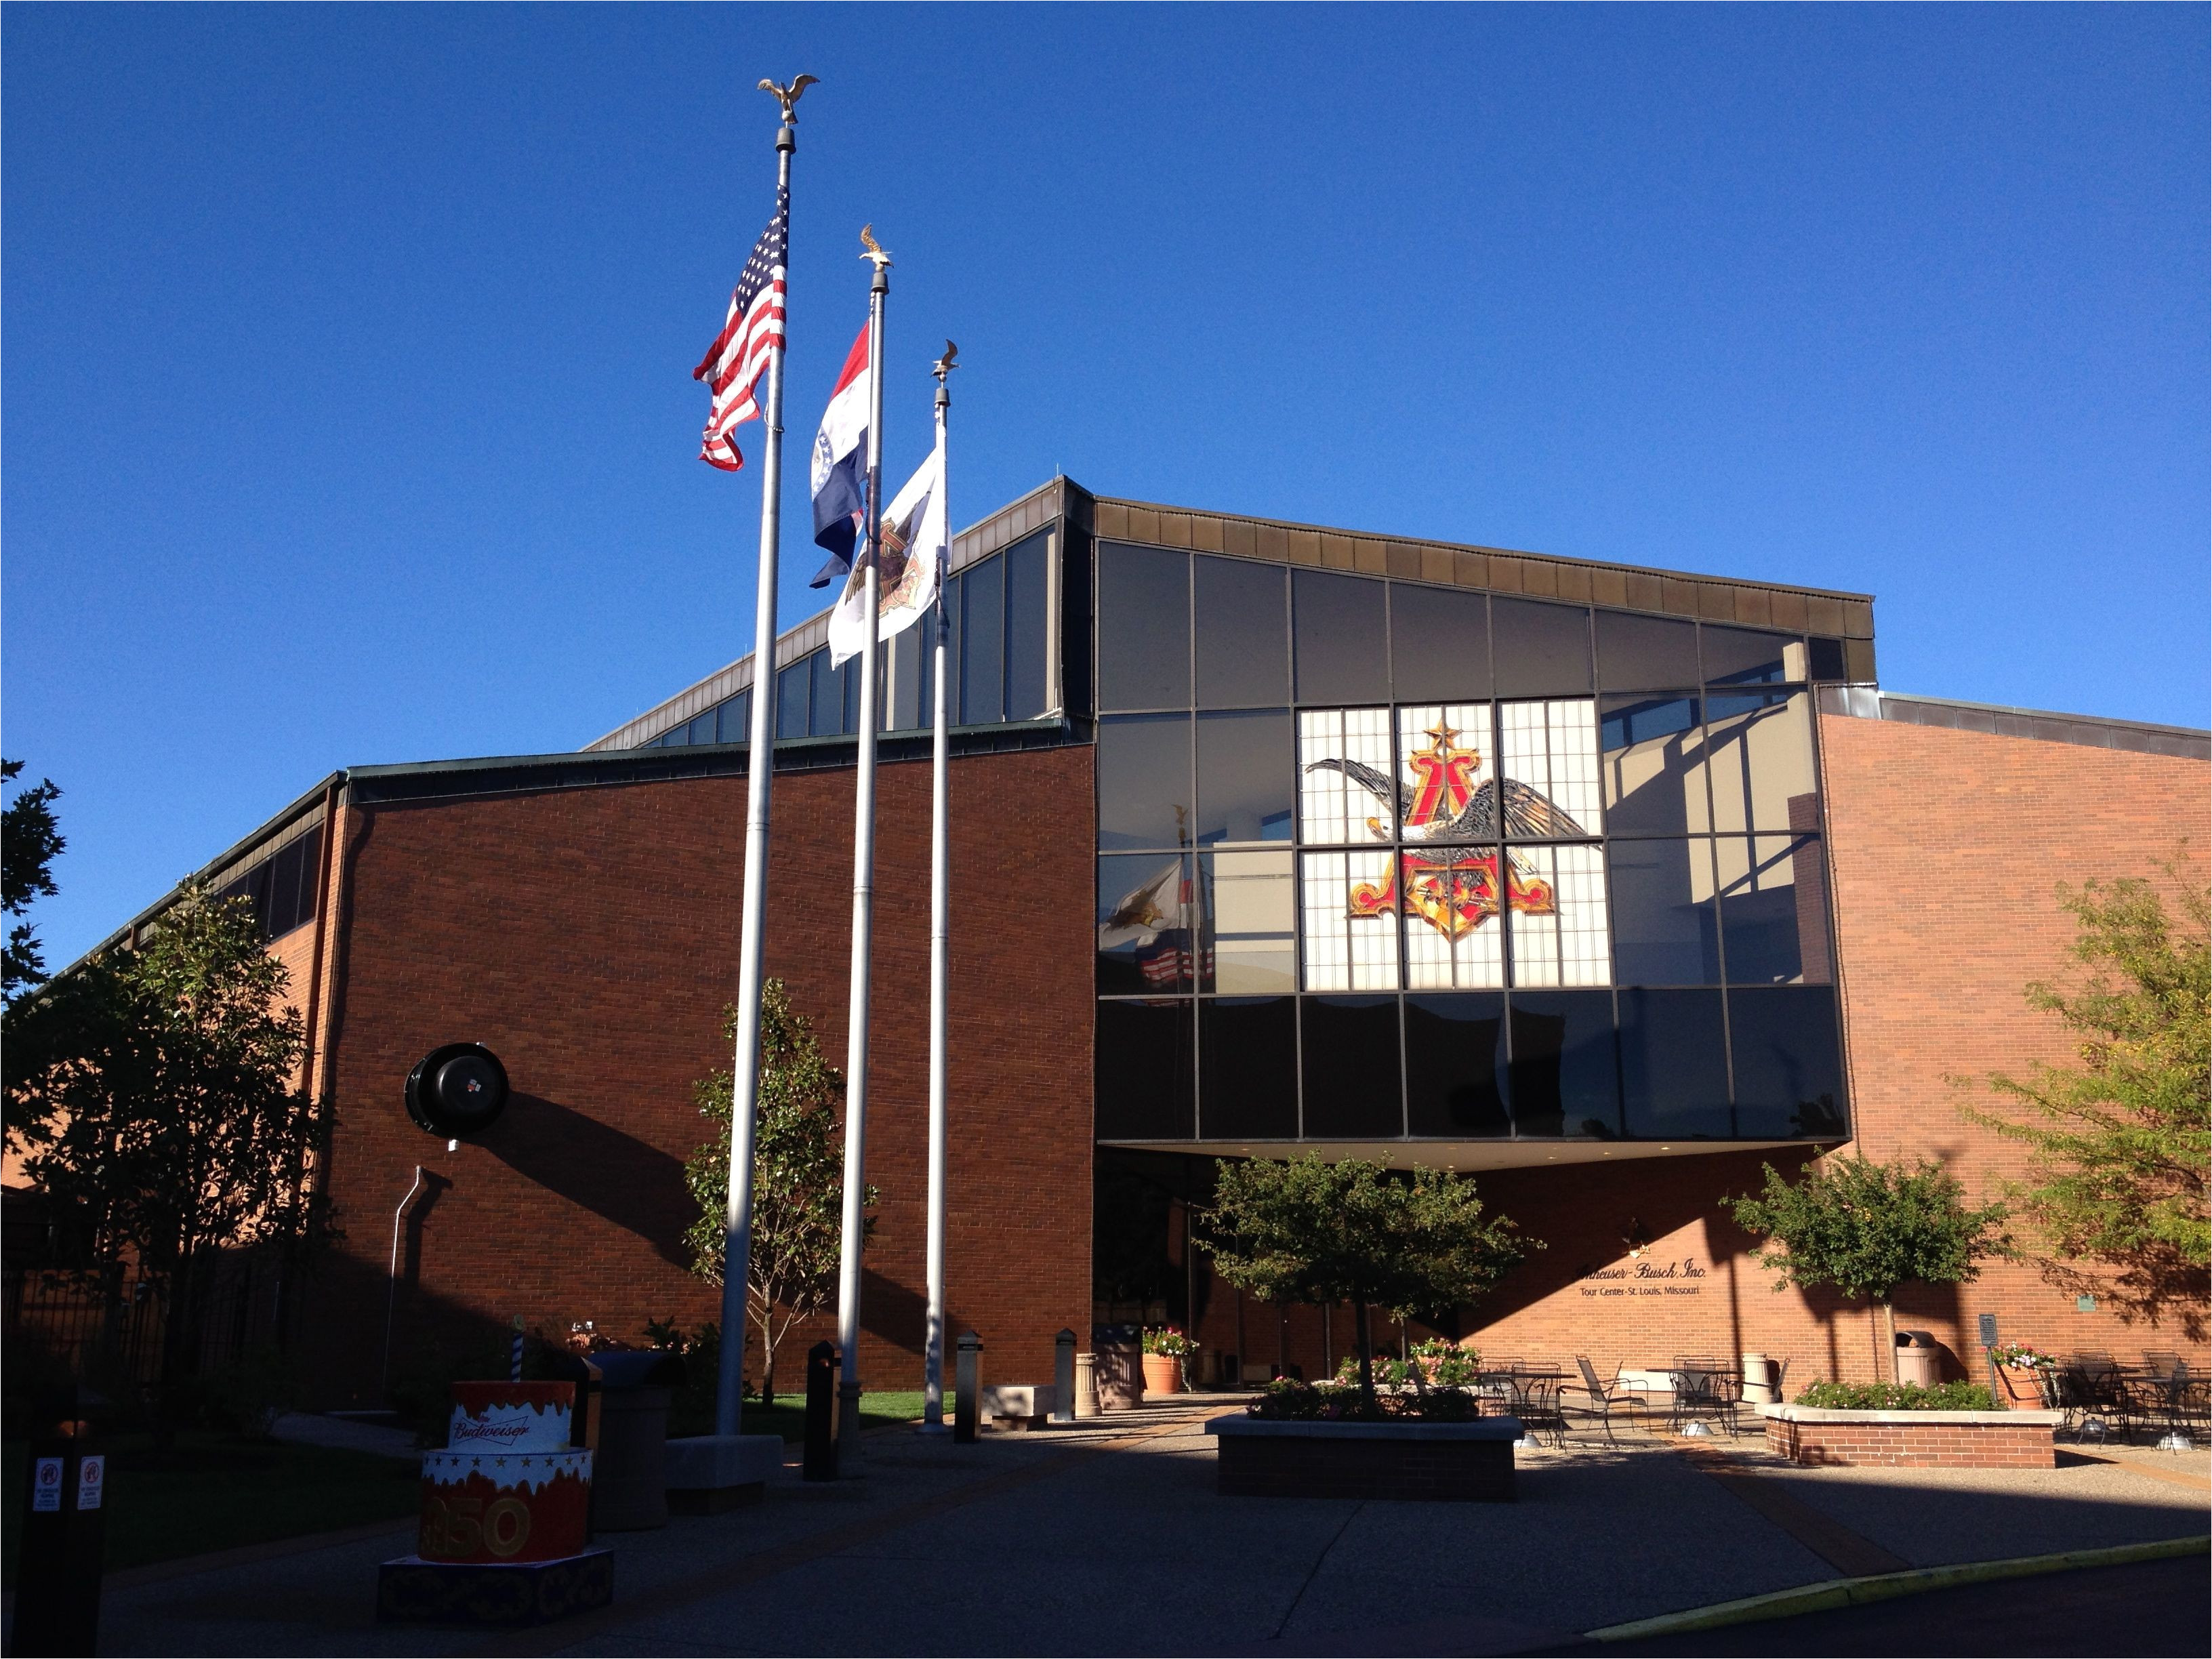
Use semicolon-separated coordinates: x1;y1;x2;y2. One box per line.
954;1331;982;1444
803;1341;839;1481
12;1439;107;1656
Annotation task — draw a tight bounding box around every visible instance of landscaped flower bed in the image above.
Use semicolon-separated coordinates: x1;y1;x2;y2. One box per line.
1763;1381;2060;1468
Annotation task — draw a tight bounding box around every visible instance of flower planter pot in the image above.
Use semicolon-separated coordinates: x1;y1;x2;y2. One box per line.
1142;1353;1184;1396
1205;1415;1520;1502
1761;1403;2062;1469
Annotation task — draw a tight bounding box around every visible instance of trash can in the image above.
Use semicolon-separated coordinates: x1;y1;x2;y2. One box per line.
586;1349;686;1530
1740;1353;1778;1406
1895;1330;1941;1387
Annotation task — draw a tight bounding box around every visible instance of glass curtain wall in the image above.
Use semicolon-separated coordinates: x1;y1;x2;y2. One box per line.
1094;540;1849;1145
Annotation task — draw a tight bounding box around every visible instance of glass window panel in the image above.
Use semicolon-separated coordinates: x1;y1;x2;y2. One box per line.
1617;987;1731;1138
690;712;717;746
1601;695;1711;836
1506;990;1621;1138
940;573;962;721
1395;703;1493;842
1097;543;1189;710
807;651;840;737
1098;855;1193;994
1292;570;1388;705
1389;584;1490;703
662;720;690;747
1200;997;1298;1140
1498;699;1603;836
1097;714;1192;851
1399;849;1505;990
1096;999;1195;1139
1405;993;1508;1136
777;657;811;739
294;827;323;928
1807;636;1847;682
1200;849;1295;994
889;629;922;731
1727;985;1847;1139
1194;556;1288;708
1300;995;1402;1138
1702;625;1794;687
1298;851;1399;991
1492;598;1592;697
268;837;307;937
1298;708;1395;844
717;691;751;745
1715;835;1832;985
1006;532;1050;720
1195;710;1294;846
1705;689;1817;834
1608;839;1722;985
1596;611;1699;690
962;554;1004;724
1507;844;1610;987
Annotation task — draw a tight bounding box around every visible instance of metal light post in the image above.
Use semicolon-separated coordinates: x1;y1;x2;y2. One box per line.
920;342;957;1433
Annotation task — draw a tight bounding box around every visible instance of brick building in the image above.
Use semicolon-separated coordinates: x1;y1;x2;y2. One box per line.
68;478;2211;1406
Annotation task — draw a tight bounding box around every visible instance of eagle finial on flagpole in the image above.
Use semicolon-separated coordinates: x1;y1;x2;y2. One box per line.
932;340;958;384
859;224;893;270
758;74;818;123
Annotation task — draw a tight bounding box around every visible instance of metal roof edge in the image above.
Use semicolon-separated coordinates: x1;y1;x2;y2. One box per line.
1875;691;2211;741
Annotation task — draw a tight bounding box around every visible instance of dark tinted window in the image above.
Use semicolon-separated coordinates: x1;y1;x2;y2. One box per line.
1097;715;1192;851
268;836;308;937
1195;711;1293;846
1194;556;1288;708
1507;991;1620;1137
776;658;811;739
1609;839;1722;984
1727;986;1847;1139
1300;996;1401;1137
940;572;962;720
1389;584;1490;703
1096;1000;1195;1139
1597;611;1700;690
808;651;841;738
690;711;717;746
1492;598;1592;697
1404;994;1508;1136
890;627;923;731
1716;835;1832;985
962;554;1005;724
1600;695;1706;836
1097;855;1191;994
717;691;752;744
1200;998;1298;1140
1807;636;1847;682
1097;544;1189;710
1702;626;1794;687
1618;988;1731;1137
1006;533;1050;720
1292;571;1389;705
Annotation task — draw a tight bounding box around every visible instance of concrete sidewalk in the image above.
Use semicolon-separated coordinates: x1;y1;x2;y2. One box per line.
89;1401;2209;1657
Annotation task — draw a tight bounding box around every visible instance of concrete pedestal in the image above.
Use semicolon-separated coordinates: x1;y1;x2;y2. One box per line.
663;1434;782;1513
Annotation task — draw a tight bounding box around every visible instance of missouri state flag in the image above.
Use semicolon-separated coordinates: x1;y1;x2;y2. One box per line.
808;323;872;588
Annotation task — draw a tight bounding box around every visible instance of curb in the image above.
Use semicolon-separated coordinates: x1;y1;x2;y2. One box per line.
1584;1534;2211;1643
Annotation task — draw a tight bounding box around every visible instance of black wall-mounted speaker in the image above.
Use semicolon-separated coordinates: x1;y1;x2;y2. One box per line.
404;1043;511;1139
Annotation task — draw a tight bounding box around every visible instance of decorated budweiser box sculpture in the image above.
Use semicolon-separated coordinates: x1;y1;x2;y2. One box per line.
417;1382;591;1564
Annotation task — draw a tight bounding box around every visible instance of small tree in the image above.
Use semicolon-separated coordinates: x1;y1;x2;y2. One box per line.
2;758;64;1005
1959;863;2209;1336
1725;1155;2009;1380
9;882;332;1414
1197;1154;1532;1404
684;980;876;1405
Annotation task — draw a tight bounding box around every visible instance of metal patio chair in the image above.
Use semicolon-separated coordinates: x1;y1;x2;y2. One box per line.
1513;1375;1569;1449
1561;1357;1645;1446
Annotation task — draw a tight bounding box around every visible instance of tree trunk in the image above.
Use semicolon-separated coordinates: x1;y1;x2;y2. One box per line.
1881;1300;1898;1384
1355;1299;1376;1410
755;1308;776;1408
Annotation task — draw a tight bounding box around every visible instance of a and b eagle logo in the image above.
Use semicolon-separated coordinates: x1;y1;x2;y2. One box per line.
1305;720;1589;943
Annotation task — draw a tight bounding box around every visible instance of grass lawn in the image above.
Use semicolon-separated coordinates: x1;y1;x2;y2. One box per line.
668;1388;930;1441
1;1433;419;1587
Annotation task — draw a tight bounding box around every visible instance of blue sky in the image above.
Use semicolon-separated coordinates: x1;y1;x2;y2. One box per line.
5;4;2206;967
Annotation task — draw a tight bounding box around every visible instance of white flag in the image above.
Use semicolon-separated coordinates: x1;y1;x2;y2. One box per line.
829;436;946;667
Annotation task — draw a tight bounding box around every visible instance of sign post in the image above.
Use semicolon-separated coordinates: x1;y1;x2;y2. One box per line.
12;1439;106;1656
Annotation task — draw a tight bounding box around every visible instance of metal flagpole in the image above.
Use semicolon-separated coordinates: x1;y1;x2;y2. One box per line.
834;228;891;1467
716;77;808;1441
920;342;958;1434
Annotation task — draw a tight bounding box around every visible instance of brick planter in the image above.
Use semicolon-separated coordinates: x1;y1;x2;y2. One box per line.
1761;1403;2063;1469
1204;1415;1519;1501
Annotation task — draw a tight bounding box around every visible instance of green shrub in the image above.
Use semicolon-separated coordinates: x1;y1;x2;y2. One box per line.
1248;1376;1487;1422
202;1343;301;1439
1795;1380;1996;1412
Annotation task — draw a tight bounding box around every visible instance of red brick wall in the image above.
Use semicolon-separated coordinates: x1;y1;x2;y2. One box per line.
1766;1415;2055;1469
299;745;1095;1409
1191;716;2209;1391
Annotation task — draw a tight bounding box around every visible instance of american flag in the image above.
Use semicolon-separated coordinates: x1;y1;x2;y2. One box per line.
691;185;789;472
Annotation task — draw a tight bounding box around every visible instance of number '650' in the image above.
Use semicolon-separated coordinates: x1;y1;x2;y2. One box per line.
427;1494;532;1557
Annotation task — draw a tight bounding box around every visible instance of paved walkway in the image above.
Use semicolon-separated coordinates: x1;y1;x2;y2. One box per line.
90;1402;2210;1657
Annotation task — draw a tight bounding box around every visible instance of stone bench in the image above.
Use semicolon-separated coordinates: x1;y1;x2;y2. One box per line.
979;1385;1057;1431
663;1434;785;1513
